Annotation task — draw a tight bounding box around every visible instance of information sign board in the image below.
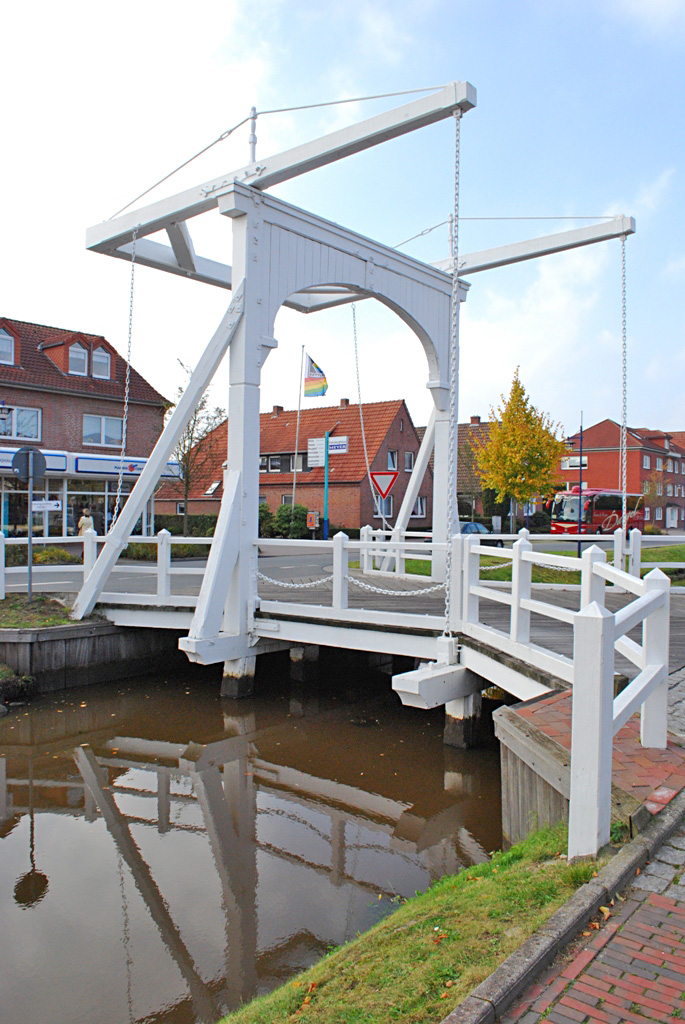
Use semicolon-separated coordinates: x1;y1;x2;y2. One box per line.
31;500;62;513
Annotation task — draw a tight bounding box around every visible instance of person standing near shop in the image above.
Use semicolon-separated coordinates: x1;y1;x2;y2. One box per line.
77;508;94;535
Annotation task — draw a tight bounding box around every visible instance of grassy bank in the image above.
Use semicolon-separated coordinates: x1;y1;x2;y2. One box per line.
0;594;75;629
220;824;609;1024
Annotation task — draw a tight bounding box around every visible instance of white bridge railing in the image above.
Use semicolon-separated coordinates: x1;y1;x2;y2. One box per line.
1;525;672;859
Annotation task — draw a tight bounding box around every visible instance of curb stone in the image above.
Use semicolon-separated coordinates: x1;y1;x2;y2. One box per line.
439;788;685;1024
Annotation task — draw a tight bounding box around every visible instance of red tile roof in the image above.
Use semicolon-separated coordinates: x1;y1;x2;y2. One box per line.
566;418;685;457
0;318;168;407
158;399;420;502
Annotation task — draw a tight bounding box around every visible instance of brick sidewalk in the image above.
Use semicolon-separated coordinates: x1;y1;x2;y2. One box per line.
500;821;685;1024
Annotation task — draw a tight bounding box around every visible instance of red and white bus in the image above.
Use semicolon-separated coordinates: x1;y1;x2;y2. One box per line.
548;487;645;535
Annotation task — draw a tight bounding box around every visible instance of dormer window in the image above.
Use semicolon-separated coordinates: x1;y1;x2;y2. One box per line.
0;329;14;365
69;342;88;376
92;347;111;379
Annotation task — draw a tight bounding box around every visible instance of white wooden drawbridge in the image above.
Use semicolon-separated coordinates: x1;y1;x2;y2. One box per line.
66;81;661;857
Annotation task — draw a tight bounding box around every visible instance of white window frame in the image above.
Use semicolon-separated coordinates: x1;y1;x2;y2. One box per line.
268;455;282;472
667;483;674;497
69;342;88;376
0;404;41;441
667;459;674;472
657;483;663;496
0;329;14;365
204;481;221;496
642;454;651;470
404;451;415;473
387;450;398;470
92;347;111;380
83;414;123;447
281;494;293;506
561;455;588;470
410;495;426;518
656;457;663;471
645;506;651;520
656;507;663;521
176;502;185;515
374;495;393;518
259;456;268;473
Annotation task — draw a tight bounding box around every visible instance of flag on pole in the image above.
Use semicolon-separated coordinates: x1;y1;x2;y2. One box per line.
304;354;328;397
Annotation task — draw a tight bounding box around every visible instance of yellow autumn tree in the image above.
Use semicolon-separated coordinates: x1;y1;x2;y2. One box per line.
475;370;567;507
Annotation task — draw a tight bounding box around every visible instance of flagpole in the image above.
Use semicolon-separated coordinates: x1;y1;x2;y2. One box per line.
291;345;305;536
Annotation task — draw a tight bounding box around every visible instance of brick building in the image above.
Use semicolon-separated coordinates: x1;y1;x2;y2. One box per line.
156;398;432;531
559;418;685;531
0;317;175;536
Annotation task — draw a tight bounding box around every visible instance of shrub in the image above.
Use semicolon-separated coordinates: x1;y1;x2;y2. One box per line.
153;514;217;537
4;545;81;566
273;503;309;538
527;510;552;533
259;503;275;538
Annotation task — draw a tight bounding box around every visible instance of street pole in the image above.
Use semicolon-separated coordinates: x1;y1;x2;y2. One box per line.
577;413;583;558
27;450;34;602
323;431;330;540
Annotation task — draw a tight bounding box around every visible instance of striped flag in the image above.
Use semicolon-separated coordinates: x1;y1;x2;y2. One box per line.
304;354;328;397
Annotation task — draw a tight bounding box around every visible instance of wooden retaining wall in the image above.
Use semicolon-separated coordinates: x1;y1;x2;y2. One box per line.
0;621;188;691
493;703;641;846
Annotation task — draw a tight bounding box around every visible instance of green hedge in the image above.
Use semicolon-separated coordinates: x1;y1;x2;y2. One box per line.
153;514;218;537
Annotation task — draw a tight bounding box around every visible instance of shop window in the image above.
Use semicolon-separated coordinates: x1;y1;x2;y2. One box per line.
92;347;111;379
405;451;414;472
0;405;40;440
410;496;426;517
387;450;398;470
69;343;88;376
0;329;14;365
83;414;123;446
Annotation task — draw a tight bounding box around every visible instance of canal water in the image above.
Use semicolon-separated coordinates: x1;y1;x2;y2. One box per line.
0;654;502;1024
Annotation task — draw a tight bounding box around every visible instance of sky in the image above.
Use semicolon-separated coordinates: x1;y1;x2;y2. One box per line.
3;0;685;440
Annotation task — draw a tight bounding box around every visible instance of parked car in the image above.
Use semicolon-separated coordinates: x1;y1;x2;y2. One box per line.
459;521;504;547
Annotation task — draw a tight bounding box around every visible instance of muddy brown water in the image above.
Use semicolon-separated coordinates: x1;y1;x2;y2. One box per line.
0;654;502;1024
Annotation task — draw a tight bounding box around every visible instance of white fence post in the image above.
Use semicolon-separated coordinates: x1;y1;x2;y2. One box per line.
333;532;349;610
448;533;464;633
581;544;606;608
462;535;479;624
395;529;404;576
0;533;5;601
628;529;642;578
641;568;670;749
157;529;171;599
510;528;532;642
568;602;614;860
360;525;372;575
83;529;98;579
613;528;624;571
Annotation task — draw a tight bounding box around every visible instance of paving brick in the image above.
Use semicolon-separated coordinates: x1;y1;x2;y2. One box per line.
643;859;678;879
656;846;685;866
632;873;672;893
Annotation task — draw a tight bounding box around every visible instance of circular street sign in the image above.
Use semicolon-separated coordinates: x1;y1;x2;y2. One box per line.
11;447;47;483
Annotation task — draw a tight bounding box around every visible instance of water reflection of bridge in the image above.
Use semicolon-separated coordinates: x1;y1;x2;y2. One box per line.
0;689;498;1023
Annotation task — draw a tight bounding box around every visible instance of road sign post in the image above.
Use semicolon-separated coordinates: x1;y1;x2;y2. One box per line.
11;447;47;603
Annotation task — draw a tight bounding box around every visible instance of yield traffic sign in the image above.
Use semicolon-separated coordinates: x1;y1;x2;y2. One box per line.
370;471;399;499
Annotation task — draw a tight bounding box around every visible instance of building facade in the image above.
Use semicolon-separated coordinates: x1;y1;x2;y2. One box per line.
559;418;685;531
0;318;175;537
156;398;433;531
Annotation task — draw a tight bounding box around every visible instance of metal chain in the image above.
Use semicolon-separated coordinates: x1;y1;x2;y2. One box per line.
353;304;384;524
111;227;137;531
620;235;628;534
257;571;335;589
347;576;445;596
443;110;462;635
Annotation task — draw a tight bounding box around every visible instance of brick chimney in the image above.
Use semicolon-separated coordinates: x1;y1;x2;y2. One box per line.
470;415;481;425
272;405;283;416
340;398;350;408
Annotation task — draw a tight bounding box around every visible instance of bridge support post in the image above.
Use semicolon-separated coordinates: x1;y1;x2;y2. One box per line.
221;657;256;698
444;690;483;748
289;644;320;683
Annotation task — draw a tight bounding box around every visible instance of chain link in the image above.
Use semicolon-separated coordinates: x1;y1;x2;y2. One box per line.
110;228;137;531
347;576;445;596
620;235;628;533
443;110;462;635
257;571;335;589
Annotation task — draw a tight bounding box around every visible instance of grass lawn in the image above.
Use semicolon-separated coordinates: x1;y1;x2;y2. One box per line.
0;594;76;629
219;824;609;1024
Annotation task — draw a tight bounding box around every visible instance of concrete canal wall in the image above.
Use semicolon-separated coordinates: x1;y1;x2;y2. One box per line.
0;621;188;691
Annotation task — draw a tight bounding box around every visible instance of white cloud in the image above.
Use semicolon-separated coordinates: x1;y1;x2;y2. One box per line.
606;0;685;38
